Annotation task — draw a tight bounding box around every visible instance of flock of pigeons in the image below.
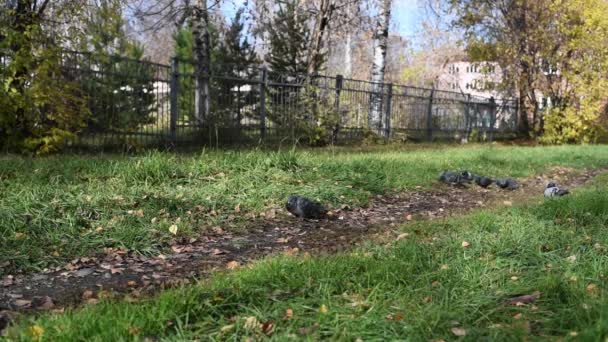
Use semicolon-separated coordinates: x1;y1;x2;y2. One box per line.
438;169;570;198
285;171;570;219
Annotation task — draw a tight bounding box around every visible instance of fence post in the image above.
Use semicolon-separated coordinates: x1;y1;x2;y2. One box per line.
384;83;393;139
170;57;179;145
426;87;435;141
332;75;344;144
489;97;496;142
259;67;267;140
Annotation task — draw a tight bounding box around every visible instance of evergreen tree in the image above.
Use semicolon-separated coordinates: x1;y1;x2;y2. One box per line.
265;0;311;74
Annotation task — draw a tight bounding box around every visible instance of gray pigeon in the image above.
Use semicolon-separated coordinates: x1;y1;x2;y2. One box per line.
474;175;493;188
286;195;327;219
544;182;569;197
460;170;475;183
496;178;519;190
439;170;467;185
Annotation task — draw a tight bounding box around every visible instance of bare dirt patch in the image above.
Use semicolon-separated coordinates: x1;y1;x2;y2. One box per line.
1;166;606;322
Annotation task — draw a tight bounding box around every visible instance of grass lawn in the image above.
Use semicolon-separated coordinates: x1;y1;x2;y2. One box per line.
5;173;608;341
2;144;608;276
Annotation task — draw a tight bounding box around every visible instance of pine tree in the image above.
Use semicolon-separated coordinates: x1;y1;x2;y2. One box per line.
265;0;311;74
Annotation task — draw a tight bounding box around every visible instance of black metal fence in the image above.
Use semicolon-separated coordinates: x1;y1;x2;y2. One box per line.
57;51;519;149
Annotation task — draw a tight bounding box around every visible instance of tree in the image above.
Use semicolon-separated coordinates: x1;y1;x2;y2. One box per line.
0;0;90;154
368;0;392;134
448;0;554;135
192;0;212;125
265;0;311;74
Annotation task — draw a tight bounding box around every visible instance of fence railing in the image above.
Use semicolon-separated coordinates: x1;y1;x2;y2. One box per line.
56;50;519;149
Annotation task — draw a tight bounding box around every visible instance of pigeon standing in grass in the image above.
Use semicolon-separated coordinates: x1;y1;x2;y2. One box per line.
286;195;327;219
474;175;493;188
544;182;570;197
496;178;519;190
439;170;468;185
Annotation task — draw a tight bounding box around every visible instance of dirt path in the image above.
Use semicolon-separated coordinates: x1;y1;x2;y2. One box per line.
1;166;606;322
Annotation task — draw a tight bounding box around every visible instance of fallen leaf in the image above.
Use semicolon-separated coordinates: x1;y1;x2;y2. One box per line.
234;204;241;213
266;209;276;219
405;214;413;221
226;261;240;270
284;308;294;320
28;325;44;340
75;268;94;277
38;296;55;310
86;298;99;305
511;276;519;281
513;313;523;320
260;321;274;336
506;291;541;306
319;304;328;314
451;327;466;336
220;324;234;332
210;248;224;256
82;290;94;300
14;232;25;240
440;264;449;270
503;201;513;206
244;316;259;330
396;233;410;241
15;299;32;307
462;241;471;247
169;224;178;235
566;255;577;263
276;237;289;243
110;268;123;275
127;281;137;287
586;283;598;294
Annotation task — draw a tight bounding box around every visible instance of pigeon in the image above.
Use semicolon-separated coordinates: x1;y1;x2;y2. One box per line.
474;175;493;188
544;182;570;197
460;170;475;183
439;170;467;185
286;195;327;219
496;178;519;190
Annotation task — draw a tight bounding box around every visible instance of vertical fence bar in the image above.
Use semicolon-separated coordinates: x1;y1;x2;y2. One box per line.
426;87;435;141
259;67;267;140
333;74;343;144
384;83;393;139
170;58;179;145
489;96;496;142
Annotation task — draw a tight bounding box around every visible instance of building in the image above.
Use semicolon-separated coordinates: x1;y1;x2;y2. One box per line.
438;61;503;99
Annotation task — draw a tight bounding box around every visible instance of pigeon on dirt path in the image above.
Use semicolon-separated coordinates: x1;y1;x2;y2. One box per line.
544;182;570;197
474;175;493;188
286;195;327;219
460;170;475;183
496;178;519;190
439;170;468;185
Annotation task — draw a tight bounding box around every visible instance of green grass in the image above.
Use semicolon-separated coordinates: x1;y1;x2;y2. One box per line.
6;174;608;341
2;144;608;276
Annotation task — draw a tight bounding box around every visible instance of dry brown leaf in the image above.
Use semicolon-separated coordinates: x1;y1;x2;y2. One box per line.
513;313;523;320
276;237;289;243
86;298;99;305
506;291;541;306
451;327;466;336
127;281;137;287
396;233;410;241
243;316;259;330
210;248;224;256
234;204;241;213
169;224;178;235
82;290;94;299
405;214;413;221
586;283;598;294
14;299;32;307
226;261;240;270
260;321;274;336
38;296;55;310
284;308;294;320
461;241;471;247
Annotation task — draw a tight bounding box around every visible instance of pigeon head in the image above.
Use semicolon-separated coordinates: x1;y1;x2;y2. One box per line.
286;195;298;210
546;182;557;189
461;171;474;181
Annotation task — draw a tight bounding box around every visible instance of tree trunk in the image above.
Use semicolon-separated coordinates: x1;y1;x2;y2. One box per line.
368;0;391;132
192;0;211;125
344;33;352;77
307;0;333;75
517;61;533;135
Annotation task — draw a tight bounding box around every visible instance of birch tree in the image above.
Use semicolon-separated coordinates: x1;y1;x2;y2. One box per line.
191;0;211;124
367;0;391;133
